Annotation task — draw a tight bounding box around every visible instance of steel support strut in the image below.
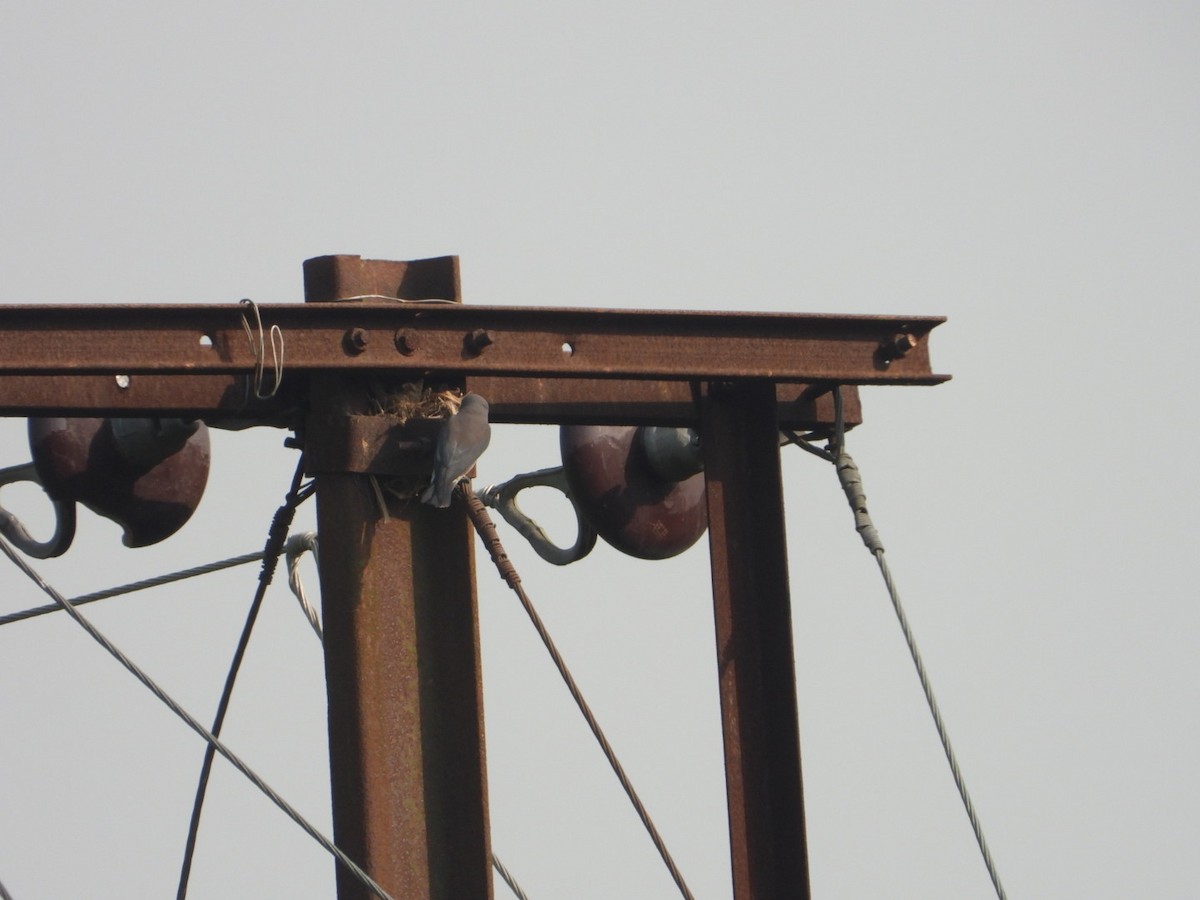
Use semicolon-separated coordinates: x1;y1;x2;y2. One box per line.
306;256;493;900
701;380;810;900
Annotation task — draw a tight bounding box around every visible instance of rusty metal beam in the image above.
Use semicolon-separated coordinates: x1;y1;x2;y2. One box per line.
0;373;863;431
465;377;863;430
0;303;947;384
701;380;810;900
314;477;493;900
307;256;493;900
0;374;298;420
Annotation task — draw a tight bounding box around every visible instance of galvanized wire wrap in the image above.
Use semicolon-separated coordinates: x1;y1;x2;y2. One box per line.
463;482;521;588
460;483;696;900
835;453;884;554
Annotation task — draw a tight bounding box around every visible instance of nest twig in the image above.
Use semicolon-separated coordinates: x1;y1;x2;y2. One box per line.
365;380;463;422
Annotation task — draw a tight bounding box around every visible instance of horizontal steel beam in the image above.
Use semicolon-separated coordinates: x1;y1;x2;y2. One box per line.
0;371;862;429
0;303;948;384
0;374;296;422
303;381;862;475
466;377;863;429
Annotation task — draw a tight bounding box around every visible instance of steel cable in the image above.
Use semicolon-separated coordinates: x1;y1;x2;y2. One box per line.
0;467;519;897
461;483;696;900
0;533;323;630
492;853;532;900
870;545;1007;900
0;533;395;900
796;389;1008;900
176;457;311;899
0;551;267;627
284;531;323;640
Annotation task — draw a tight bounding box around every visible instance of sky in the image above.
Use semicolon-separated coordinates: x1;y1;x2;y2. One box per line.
1;1;1198;897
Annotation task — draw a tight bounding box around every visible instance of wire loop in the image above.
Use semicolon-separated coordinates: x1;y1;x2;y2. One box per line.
284;531;322;640
239;298;284;400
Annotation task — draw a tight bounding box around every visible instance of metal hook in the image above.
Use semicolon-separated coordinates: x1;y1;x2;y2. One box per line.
0;462;76;558
478;466;597;566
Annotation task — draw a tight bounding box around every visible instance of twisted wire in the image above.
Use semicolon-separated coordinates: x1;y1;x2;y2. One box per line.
285;531;323;640
492;854;531;900
0;533;323;629
176;459;314;899
810;386;1006;900
0;552;261;627
0;474;519;897
871;547;1007;900
461;483;695;900
0;534;394;900
786;386;1007;898
239;298;284;400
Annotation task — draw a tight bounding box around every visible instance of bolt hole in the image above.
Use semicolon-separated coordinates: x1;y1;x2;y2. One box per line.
115;374;131;390
562;341;575;356
198;334;214;348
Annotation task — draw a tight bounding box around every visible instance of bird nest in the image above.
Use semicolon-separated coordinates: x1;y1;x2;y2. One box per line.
366;381;463;423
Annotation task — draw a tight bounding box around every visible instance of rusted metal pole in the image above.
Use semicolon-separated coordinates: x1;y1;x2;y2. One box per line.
305;255;493;900
701;380;810;900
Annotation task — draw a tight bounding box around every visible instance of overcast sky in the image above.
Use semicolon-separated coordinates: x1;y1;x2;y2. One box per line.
1;2;1198;898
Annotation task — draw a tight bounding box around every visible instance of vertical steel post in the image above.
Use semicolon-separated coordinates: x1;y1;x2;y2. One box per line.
305;255;493;900
701;380;810;900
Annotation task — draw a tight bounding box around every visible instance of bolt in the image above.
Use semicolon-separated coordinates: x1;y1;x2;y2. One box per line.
394;329;421;355
344;327;369;354
881;332;917;362
465;328;494;355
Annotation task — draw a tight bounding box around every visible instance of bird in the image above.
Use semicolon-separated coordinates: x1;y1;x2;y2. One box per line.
420;393;491;507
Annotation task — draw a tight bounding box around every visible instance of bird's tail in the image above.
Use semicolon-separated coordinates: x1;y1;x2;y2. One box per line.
420;480;453;508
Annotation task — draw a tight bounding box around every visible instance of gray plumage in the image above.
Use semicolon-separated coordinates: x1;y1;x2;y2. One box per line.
420;393;491;507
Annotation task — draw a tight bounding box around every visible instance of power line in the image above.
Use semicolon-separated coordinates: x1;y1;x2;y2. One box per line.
176;457;311;899
0;534;394;900
819;422;1008;900
492;853;532;900
0;493;530;898
0;550;266;627
869;542;1007;900
462;483;696;900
